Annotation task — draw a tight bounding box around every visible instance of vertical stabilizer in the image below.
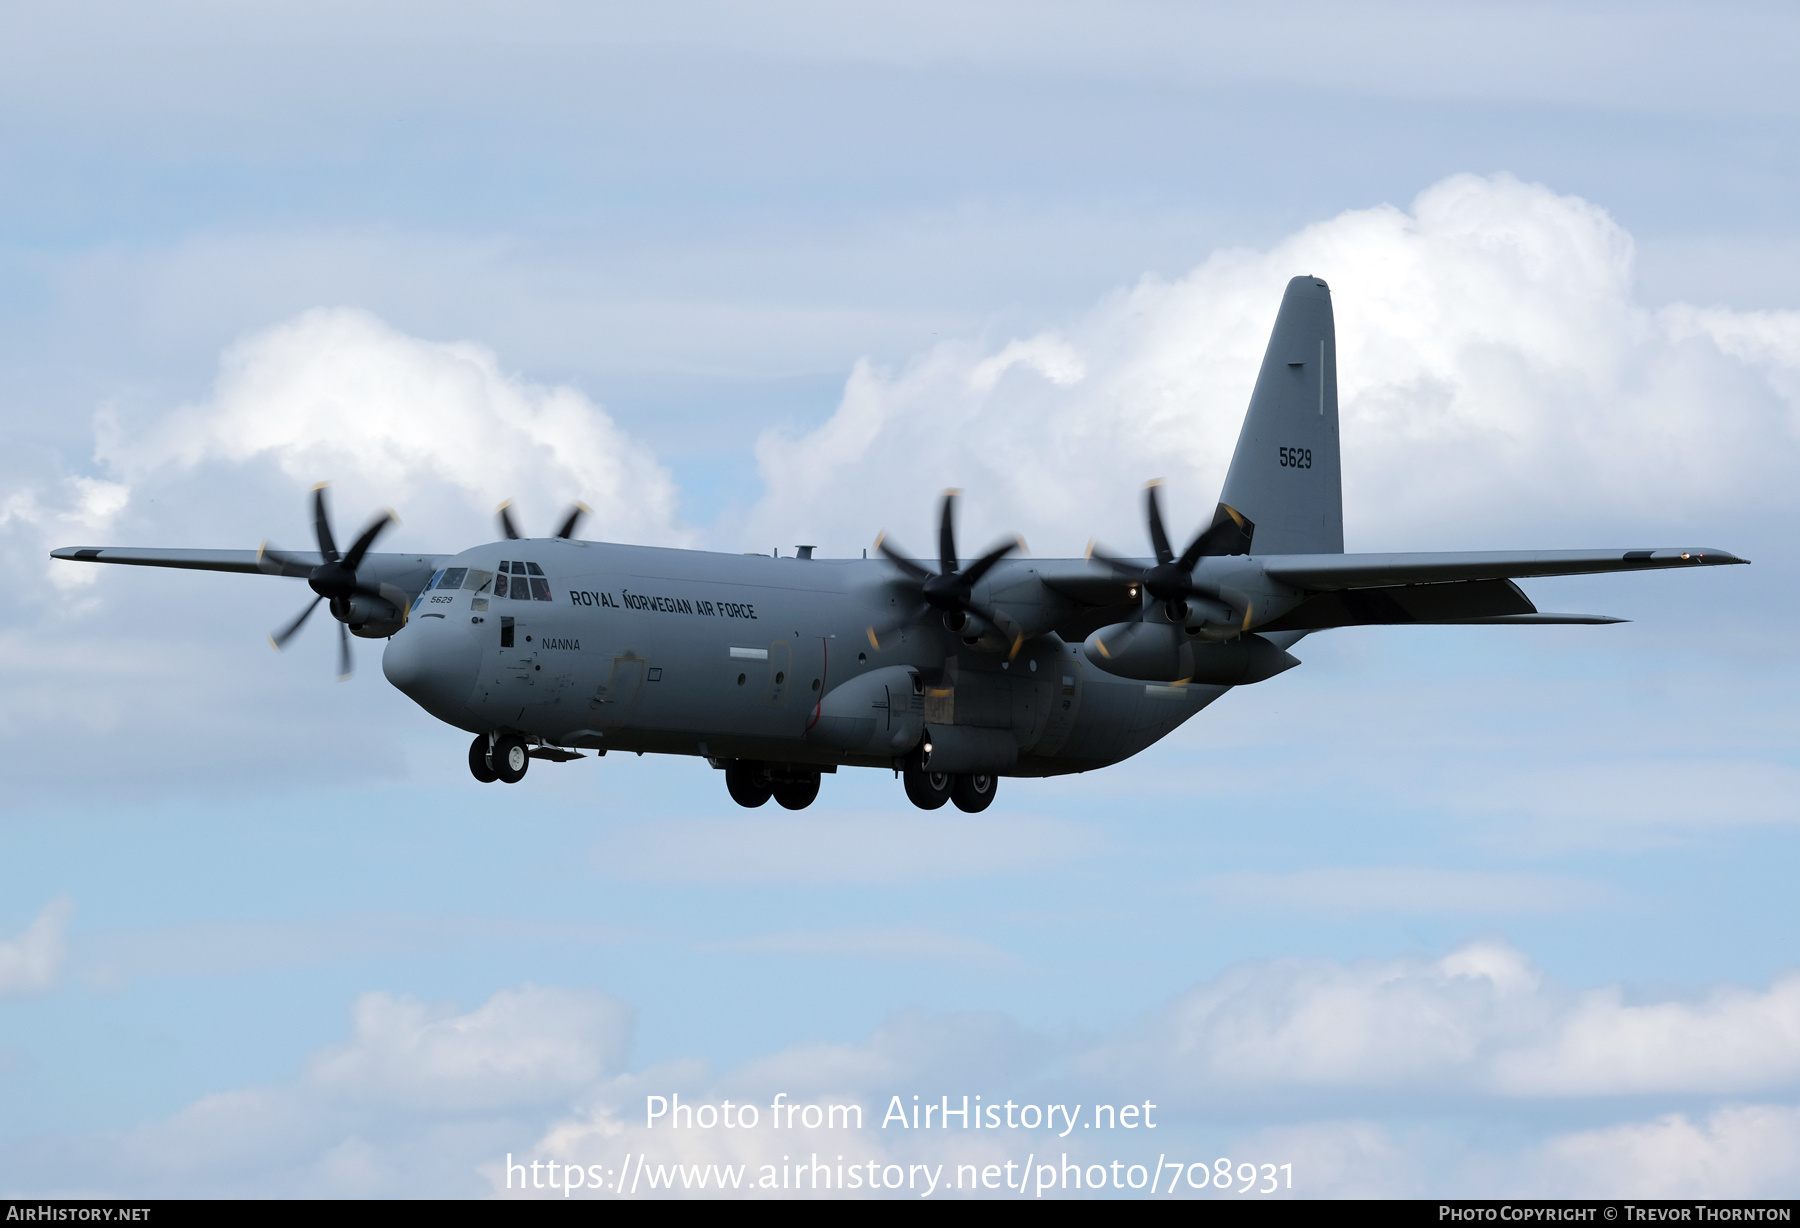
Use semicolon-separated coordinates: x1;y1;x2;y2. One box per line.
1217;276;1343;555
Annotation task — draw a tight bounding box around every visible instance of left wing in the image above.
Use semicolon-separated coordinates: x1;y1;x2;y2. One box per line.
1261;547;1747;589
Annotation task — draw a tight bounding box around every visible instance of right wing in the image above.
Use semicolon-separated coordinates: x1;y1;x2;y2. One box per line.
51;547;451;594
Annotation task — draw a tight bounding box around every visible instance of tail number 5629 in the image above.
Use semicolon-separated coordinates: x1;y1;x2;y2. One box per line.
1279;446;1313;469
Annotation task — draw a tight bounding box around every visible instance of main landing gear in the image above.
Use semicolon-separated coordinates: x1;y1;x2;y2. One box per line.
902;767;998;813
469;734;530;784
725;762;822;810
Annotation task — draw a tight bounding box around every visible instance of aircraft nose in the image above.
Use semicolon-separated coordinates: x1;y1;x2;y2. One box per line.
382;615;483;728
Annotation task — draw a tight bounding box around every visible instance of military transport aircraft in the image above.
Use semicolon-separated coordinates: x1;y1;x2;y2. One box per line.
53;276;1746;812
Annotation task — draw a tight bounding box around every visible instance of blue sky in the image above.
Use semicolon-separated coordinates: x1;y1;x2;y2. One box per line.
1;1;1798;1198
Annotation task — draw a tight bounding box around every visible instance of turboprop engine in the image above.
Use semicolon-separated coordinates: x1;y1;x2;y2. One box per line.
1081;621;1300;686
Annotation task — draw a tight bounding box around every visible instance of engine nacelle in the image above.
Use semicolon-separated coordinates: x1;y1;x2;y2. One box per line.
1082;622;1300;685
333;593;404;640
808;665;925;755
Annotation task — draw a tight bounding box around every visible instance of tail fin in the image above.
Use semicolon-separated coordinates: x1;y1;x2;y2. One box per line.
1216;276;1343;556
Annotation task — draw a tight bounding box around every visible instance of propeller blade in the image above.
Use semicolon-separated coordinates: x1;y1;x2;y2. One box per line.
938;490;959;575
866;602;932;649
497;500;521;541
337;621;353;680
1145;481;1174;566
875;536;933;582
340;510;396;572
257;543;314;578
553;502;590;540
312;483;339;562
1087;545;1149;583
1176;503;1253;571
959;537;1021;588
270;595;324;650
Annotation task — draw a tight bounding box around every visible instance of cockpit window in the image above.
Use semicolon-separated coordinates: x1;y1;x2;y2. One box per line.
492;559;552;600
438;567;468;591
462;569;494;593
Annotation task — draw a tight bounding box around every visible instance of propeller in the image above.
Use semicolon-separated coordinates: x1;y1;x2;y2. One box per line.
1088;482;1254;625
870;491;1026;655
497;500;590;542
260;484;397;679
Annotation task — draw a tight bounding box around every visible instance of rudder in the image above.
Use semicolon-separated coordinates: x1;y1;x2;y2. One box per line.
1217;276;1343;556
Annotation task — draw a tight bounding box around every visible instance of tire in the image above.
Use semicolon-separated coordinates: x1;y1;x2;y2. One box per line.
493;735;530;784
771;772;820;810
468;735;498;783
725;763;773;808
951;773;997;813
902;767;953;810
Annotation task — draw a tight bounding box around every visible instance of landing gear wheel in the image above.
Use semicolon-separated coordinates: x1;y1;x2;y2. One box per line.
771;771;821;810
492;735;530;784
903;767;953;810
468;735;498;783
952;773;997;813
726;763;772;808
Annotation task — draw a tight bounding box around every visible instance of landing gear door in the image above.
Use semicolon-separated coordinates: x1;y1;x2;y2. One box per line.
1026;658;1083;757
592;656;647;729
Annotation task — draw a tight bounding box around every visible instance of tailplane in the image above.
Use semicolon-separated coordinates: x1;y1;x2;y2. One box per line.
1216;276;1344;556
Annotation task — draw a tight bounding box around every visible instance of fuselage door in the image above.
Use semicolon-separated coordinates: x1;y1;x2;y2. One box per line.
593;656;647;728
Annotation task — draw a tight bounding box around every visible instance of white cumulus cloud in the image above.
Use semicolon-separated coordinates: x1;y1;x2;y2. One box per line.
0;897;73;997
747;173;1800;559
96;306;686;552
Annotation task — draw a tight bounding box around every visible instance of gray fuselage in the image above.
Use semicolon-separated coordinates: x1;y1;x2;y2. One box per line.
380;538;1224;777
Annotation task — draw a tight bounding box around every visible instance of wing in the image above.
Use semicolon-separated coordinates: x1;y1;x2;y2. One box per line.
52;547;451;594
1261;547;1747;589
51;546;296;575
